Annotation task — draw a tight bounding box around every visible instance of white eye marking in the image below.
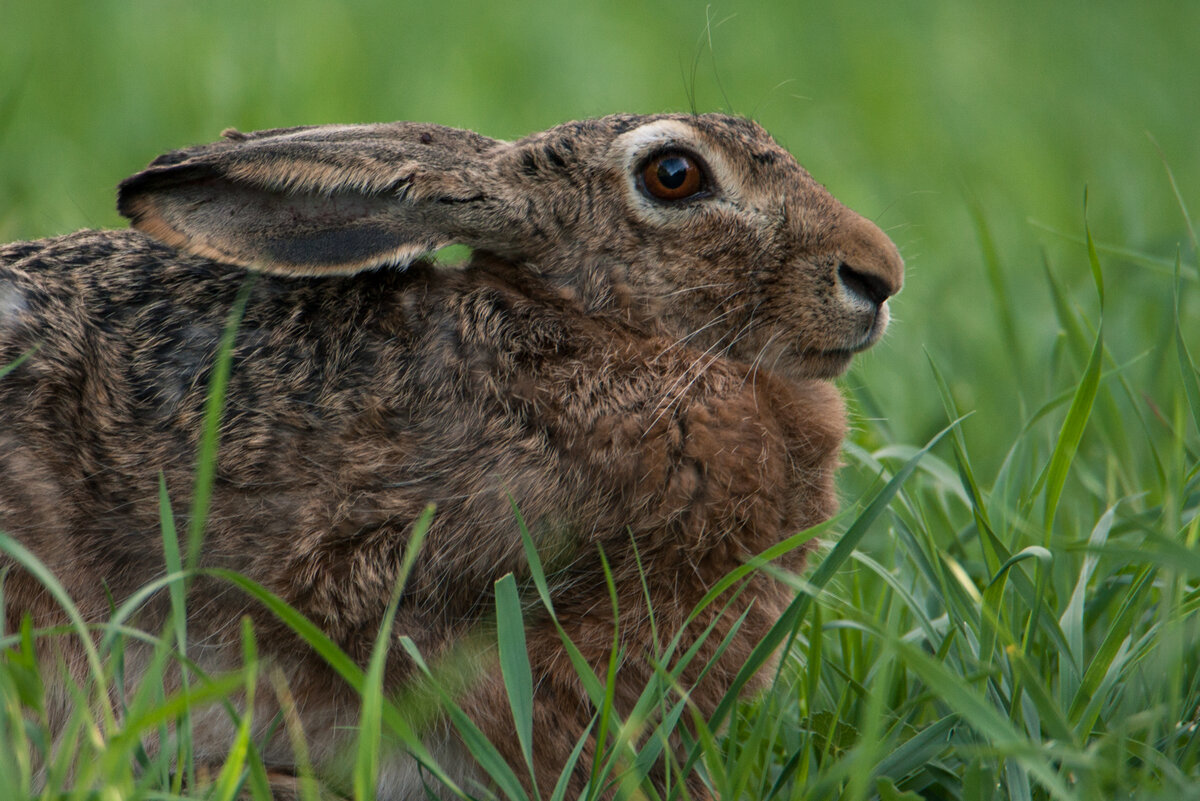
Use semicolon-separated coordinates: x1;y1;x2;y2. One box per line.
612;120;740;222
619;120;698;162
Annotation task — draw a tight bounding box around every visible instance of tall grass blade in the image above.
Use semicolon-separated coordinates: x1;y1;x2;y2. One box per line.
398;635;530;801
1175;253;1200;439
1041;221;1105;537
1058;503;1117;703
0;534;109;720
928;354;999;571
1149;134;1199;256
187;277;254;570
979;546;1051;665
1068;565;1156;733
157;472;195;794
211;617;258;801
355;505;433;801
1041;252;1091;363
1028;220;1197;279
589;547;624;798
549;727;594;801
870;715;957;785
495;572;537;791
966;193;1025;378
207;567;460;791
512;500;605;705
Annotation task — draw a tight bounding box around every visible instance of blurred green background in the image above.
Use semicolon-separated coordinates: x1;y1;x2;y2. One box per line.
2;0;1197;469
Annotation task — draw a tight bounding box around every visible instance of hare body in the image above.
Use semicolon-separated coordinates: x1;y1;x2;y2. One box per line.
0;113;902;798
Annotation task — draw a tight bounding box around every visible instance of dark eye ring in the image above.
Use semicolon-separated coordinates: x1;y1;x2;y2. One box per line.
638;151;708;202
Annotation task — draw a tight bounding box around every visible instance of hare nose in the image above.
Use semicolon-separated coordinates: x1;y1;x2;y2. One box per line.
838;261;894;308
834;212;904;309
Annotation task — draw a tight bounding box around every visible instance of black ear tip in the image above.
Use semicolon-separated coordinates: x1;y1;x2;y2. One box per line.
116;172;149;220
117;162;218;219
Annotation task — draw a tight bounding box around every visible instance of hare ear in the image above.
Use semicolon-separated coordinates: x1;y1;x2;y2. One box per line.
117;123;505;275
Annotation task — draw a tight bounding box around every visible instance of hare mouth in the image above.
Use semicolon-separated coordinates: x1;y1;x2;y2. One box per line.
796;332;881;377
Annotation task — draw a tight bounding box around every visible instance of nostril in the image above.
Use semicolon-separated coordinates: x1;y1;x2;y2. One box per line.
837;262;892;308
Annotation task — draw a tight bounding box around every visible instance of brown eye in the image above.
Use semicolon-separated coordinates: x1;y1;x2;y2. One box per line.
640;152;705;201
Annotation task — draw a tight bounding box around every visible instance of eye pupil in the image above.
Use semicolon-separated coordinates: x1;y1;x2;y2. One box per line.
656;157;690;190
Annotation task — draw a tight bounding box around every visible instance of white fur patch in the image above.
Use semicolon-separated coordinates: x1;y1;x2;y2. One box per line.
0;279;26;327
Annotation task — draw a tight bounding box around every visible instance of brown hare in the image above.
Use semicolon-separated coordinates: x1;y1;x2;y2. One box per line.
0;113;902;799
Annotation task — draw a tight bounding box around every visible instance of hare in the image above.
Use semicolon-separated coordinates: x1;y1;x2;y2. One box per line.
0;113;902;799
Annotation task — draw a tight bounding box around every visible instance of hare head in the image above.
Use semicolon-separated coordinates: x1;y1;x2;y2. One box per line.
119;113;902;379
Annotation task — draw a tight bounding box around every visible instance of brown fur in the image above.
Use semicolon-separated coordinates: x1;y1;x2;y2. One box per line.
0;113;902;799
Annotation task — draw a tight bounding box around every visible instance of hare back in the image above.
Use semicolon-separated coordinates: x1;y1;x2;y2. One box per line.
0;229;843;658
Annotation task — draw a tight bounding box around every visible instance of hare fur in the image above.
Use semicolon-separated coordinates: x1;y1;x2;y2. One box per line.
0;113;902;798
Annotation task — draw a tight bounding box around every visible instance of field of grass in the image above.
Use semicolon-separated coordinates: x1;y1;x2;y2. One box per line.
1;1;1198;799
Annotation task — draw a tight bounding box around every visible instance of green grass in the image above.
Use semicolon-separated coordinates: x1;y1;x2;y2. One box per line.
2;1;1198;798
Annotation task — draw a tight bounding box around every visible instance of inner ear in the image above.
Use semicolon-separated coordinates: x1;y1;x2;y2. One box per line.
122;170;449;275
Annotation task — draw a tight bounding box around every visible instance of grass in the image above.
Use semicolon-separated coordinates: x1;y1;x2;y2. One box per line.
2;0;1199;798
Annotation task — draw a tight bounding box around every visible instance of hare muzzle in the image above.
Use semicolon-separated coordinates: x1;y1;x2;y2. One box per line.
768;204;904;380
832;210;904;346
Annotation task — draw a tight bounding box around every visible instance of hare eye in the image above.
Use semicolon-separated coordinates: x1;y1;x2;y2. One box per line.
639;152;706;201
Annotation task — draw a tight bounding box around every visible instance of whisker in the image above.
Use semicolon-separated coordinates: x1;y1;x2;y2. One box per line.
653;282;734;299
641;327;741;436
651;287;750;360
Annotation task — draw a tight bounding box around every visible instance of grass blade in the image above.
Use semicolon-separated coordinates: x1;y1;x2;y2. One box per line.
398;636;530;801
0;534;110;722
355;506;433;801
1041;221;1105;537
207;566;461;792
513;500;605;705
1068;565;1156;733
0;348;34;381
1175;252;1200;439
211;617;258;801
187;276;254;570
966;192;1025;379
1058;503;1118;703
495;572;537;790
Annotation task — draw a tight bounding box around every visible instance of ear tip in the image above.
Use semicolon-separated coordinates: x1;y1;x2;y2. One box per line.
115;175;148;221
116;168;173;222
118;161;215;214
